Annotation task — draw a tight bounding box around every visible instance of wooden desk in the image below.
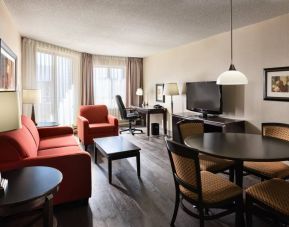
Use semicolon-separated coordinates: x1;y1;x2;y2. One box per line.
134;106;167;136
184;133;289;187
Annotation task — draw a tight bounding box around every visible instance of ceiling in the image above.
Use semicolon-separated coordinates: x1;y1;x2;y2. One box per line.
4;0;289;57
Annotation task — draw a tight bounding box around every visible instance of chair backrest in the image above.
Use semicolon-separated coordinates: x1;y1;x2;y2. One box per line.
165;138;203;203
262;123;289;142
177;120;204;144
115;95;127;119
79;105;108;124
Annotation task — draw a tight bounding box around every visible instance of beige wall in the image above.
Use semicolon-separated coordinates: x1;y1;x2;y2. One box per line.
144;13;289;133
0;0;21;90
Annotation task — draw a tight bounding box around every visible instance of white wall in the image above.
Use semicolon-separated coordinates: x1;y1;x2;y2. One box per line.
0;0;21;90
143;13;289;133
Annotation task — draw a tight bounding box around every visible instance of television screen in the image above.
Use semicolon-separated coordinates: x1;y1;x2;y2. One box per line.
186;81;222;116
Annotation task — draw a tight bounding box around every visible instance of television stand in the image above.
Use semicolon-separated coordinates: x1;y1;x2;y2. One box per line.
172;112;245;142
197;113;219;119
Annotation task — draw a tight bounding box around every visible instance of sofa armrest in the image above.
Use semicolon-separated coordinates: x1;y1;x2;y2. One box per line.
77;116;89;142
38;126;73;138
108;115;118;126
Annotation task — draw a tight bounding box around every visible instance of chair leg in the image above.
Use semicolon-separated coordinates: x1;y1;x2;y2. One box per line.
229;167;234;182
235;196;244;227
245;195;253;227
170;191;180;226
198;207;205;227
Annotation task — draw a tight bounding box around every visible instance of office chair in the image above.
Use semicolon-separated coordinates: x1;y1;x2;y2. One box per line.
115;95;143;135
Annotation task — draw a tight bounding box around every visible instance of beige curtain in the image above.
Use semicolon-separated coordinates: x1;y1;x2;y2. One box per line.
81;53;94;105
126;57;143;107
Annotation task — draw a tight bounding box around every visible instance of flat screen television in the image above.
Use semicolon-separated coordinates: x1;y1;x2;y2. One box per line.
186;81;222;118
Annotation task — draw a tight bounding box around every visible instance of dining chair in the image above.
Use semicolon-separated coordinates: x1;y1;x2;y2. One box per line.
165;138;243;227
177;120;235;182
246;178;289;226
244;123;289;180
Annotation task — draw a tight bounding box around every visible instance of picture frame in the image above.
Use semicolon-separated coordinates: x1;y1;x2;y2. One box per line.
264;67;289;101
0;39;17;91
156;83;165;103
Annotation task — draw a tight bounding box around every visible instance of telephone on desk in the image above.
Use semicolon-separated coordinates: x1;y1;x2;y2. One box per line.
153;104;164;109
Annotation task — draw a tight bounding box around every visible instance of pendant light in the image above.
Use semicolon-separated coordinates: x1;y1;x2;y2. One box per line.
217;0;248;85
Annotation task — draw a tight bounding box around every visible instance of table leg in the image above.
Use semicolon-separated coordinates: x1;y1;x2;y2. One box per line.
108;158;112;184
136;152;141;178
147;113;150;136
163;110;167;135
234;160;244;187
44;194;53;227
94;144;98;164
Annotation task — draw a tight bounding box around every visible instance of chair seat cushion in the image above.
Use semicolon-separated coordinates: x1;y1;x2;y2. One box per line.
127;112;139;118
246;178;289;216
180;171;242;205
89;123;117;134
200;155;234;172
39;135;78;150
244;161;289;179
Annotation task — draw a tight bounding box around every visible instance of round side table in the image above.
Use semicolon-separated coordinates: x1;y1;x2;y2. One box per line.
0;166;62;227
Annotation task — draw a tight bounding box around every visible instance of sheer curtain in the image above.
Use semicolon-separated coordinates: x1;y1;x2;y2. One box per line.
92;55;127;118
22;38;81;126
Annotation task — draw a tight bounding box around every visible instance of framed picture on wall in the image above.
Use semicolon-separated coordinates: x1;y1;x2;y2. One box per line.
0;39;17;91
264;66;289;101
156;83;165;103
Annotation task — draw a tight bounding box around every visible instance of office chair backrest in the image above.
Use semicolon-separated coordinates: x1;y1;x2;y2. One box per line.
115;95;127;119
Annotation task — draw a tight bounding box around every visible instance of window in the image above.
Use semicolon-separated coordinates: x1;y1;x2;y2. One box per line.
36;51;78;125
93;66;126;117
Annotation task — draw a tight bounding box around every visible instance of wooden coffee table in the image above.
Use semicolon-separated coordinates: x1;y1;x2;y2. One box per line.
0;166;62;227
93;136;141;184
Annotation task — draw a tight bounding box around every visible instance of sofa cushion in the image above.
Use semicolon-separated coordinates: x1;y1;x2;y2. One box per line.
21;115;40;148
89;123;117;134
0;126;38;160
79;105;108;124
39;135;78;150
38;145;82;157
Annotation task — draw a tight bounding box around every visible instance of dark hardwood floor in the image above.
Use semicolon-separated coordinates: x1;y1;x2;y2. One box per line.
43;129;273;226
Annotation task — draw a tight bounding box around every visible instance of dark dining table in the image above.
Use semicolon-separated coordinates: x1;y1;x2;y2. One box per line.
184;132;289;187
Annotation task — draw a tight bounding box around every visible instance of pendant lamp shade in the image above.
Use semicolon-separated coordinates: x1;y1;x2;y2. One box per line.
217;0;248;85
217;65;248;85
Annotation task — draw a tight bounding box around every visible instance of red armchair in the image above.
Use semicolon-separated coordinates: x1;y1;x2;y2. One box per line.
0;115;91;205
77;105;119;150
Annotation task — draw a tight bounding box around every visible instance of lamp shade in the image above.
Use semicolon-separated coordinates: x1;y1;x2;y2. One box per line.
136;88;143;96
163;83;179;96
0;92;21;132
217;69;248;85
23;89;41;104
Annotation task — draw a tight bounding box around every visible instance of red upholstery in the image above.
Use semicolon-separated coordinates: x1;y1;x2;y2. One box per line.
77;105;119;146
0;115;91;205
39;135;79;150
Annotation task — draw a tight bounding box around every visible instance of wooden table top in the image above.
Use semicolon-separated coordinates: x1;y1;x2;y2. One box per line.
184;133;289;162
0;166;62;208
94;136;140;156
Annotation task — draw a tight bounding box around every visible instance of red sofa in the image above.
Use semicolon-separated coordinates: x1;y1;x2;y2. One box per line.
0;115;91;205
77;105;119;150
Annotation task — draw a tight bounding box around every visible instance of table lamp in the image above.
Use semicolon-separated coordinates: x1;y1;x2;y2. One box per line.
23;89;41;125
163;83;179;113
0;91;21;194
136;88;144;107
